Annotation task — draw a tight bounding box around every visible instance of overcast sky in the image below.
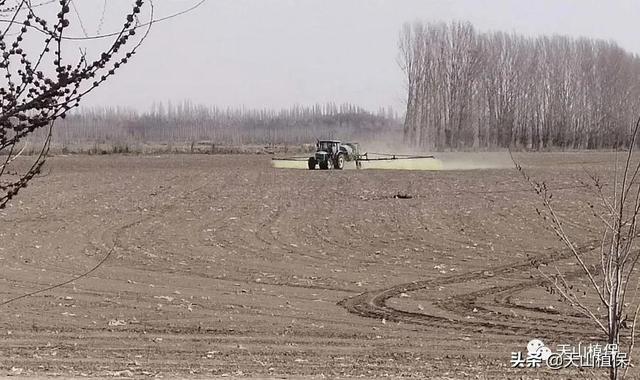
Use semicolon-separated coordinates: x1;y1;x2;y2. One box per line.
66;0;640;112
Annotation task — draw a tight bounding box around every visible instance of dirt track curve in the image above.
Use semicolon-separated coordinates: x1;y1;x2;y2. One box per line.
339;240;599;339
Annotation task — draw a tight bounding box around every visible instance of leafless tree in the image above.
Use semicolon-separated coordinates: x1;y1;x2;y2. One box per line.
0;0;151;209
400;21;640;150
512;117;640;380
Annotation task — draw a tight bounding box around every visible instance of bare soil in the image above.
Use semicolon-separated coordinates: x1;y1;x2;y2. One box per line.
0;152;629;379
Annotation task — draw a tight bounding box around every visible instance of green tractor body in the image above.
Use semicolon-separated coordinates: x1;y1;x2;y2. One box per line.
308;140;360;170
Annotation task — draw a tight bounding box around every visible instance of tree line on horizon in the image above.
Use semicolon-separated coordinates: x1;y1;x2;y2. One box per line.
400;21;640;150
50;101;400;148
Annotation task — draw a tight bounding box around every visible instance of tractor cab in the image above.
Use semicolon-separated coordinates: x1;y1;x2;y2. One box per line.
317;140;340;155
317;140;338;150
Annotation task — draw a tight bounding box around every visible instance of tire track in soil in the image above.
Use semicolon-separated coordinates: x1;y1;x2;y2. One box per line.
6;173;224;297
0;174;213;307
339;240;603;339
250;204;357;293
120;177;355;294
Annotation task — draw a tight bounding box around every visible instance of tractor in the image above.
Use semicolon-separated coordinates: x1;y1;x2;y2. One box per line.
271;140;436;170
308;140;361;170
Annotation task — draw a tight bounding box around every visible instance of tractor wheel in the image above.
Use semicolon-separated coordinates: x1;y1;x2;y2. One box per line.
319;161;329;170
335;154;345;170
308;157;316;170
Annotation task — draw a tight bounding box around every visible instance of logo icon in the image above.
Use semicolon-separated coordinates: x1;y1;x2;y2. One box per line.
527;339;552;361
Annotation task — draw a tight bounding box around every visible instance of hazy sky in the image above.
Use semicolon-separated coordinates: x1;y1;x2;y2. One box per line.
66;0;640;112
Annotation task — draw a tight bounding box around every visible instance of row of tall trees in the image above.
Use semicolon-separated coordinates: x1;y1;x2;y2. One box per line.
400;21;640;150
52;101;400;146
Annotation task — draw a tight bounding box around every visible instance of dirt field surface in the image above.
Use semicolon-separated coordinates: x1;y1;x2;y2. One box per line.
0;152;632;379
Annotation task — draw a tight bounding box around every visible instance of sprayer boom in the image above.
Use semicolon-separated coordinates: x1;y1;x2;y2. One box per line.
271;141;438;170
